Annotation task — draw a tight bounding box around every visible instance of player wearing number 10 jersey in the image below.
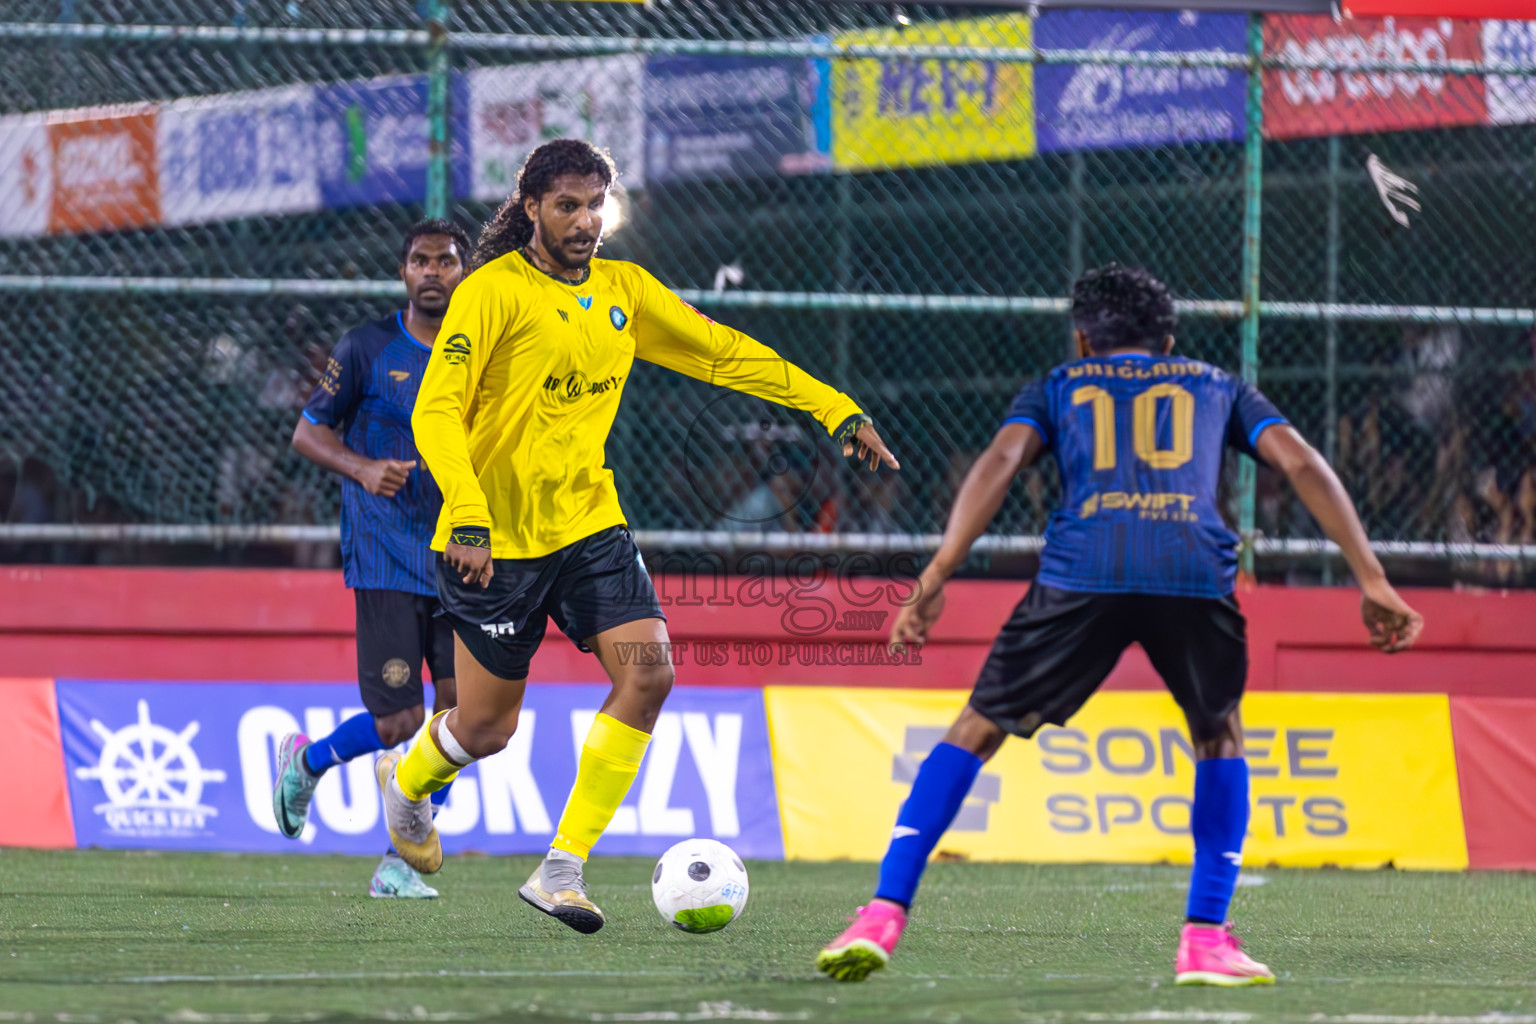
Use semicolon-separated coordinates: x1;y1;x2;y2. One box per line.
816;263;1424;986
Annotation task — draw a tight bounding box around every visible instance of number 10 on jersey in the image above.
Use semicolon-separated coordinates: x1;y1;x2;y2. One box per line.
1072;384;1194;470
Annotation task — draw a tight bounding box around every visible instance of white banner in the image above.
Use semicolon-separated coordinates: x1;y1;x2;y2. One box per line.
0;115;51;238
1485;20;1536;126
157;84;319;227
467;56;646;201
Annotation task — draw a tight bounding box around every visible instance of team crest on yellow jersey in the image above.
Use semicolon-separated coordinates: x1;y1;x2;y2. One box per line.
609;306;628;331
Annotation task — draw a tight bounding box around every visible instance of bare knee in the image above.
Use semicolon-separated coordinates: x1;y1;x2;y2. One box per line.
617;662;675;732
942;705;1007;762
442;710;518;761
374;706;425;748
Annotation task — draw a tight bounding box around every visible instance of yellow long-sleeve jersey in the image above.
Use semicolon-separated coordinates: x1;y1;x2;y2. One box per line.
411;251;864;558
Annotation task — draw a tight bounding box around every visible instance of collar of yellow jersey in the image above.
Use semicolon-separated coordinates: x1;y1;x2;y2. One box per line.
518;247;591;288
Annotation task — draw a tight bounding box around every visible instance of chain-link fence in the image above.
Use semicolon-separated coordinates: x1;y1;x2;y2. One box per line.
2;3;1534;583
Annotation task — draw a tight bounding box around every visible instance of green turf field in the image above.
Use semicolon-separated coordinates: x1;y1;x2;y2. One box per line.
2;850;1534;1023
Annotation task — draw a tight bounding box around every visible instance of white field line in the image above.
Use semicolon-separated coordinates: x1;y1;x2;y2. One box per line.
101;968;694;984
1006;1016;1536;1024
590;1005;810;1022
0;1012;472;1023
1074;1015;1256;1023
1319;1018;1536;1024
6;1006;1536;1024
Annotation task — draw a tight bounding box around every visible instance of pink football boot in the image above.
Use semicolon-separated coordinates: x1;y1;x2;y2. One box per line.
1175;922;1276;986
815;901;908;982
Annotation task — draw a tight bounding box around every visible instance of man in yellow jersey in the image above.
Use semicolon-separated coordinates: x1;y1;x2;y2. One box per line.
376;138;898;932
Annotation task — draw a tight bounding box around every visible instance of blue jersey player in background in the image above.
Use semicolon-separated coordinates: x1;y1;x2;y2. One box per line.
270;219;472;898
817;264;1424;985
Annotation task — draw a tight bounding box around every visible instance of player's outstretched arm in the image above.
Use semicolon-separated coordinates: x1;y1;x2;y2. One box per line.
891;423;1043;652
1255;424;1423;653
630;269;897;471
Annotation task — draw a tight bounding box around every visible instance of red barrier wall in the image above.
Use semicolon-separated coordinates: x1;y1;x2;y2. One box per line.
3;566;1535;695
3;567;1534;867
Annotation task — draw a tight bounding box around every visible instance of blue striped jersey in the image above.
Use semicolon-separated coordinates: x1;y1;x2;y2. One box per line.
303;312;441;596
1004;352;1287;598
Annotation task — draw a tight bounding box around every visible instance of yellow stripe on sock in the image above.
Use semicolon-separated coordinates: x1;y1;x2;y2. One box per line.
396;710;461;802
552;713;651;860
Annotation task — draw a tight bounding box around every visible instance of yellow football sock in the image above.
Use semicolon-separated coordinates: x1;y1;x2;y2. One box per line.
552;713;651;860
395;711;461;801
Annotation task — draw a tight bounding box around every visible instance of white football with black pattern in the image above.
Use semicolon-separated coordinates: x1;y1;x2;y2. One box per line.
650;838;749;933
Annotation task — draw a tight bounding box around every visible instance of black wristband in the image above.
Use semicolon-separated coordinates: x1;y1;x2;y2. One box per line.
448;525;491;548
833;413;873;446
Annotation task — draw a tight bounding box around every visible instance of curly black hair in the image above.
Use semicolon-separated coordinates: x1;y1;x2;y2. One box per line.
398;218;472;268
471;139;617;271
1071;263;1177;354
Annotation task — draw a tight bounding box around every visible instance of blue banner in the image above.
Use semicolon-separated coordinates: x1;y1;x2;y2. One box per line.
57;680;782;859
313;74;469;209
645;55;830;183
1035;10;1245;153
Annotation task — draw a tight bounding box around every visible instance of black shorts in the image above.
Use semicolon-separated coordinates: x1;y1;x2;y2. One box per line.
354;589;457;717
436;525;666;681
970;584;1247;743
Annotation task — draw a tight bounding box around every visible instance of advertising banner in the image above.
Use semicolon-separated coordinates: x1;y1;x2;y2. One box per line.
57;681;781;858
0;679;74;849
1447;697;1536;870
157;85;319;227
767;688;1467;869
1263;15;1487;140
831;14;1035;171
1344;1;1536;16
645;55;830;183
47;105;160;234
1035;9;1245;153
468;57;645;200
1483;20;1536;126
0;115;51;238
314;74;469;209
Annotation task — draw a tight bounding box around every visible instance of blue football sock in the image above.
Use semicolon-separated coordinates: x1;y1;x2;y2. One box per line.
874;741;984;908
1186;757;1250;924
304;712;386;775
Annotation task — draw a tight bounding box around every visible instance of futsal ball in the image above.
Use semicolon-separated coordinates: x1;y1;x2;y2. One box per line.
650;838;750;933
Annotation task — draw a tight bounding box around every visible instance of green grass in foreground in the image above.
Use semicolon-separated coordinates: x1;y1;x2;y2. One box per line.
2;850;1535;1023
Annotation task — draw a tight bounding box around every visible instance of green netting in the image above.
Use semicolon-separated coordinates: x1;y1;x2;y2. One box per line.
1;2;1534;584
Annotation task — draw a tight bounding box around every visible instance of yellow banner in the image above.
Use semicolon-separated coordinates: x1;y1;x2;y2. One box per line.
766;689;1466;870
831;15;1036;171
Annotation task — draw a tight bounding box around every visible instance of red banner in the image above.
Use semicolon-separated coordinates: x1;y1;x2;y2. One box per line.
1264;15;1488;139
0;679;75;850
47;106;160;235
1449;697;1536;870
1345;2;1536;16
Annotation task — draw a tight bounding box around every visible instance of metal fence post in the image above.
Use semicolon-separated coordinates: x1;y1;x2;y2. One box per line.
1066;150;1085;360
1238;11;1264;577
1322;134;1341;585
425;0;451;219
